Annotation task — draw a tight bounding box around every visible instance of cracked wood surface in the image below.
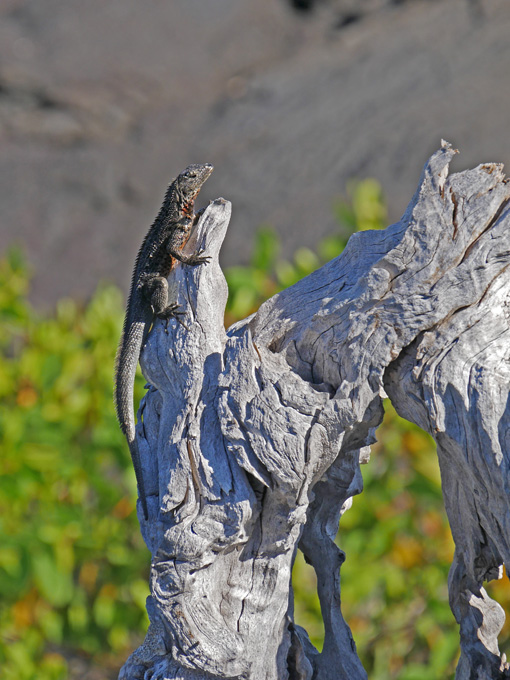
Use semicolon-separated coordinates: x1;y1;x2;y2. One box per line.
119;142;510;680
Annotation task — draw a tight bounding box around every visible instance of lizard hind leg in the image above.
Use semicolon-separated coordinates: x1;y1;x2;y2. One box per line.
142;275;183;333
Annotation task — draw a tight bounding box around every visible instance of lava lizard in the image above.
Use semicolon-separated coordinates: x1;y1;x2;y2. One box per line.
114;163;213;520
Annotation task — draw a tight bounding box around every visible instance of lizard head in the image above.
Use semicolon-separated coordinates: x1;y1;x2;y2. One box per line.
177;164;214;212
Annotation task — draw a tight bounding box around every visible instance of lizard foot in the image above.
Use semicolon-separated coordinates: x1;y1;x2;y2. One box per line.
186;249;211;266
157;304;188;333
169;249;211;267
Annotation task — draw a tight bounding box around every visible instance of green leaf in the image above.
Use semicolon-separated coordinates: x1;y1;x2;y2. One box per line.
32;551;74;607
251;225;280;271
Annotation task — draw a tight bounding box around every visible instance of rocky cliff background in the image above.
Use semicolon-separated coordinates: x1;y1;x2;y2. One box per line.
0;0;508;306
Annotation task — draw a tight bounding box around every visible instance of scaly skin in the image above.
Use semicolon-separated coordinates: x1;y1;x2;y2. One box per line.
114;163;213;520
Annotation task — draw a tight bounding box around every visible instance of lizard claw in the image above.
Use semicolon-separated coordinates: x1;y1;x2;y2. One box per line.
187;249;211;266
174;315;190;332
158;304;190;333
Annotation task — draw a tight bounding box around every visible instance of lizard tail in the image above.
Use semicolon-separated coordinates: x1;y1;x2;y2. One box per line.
128;438;149;521
114;319;150;520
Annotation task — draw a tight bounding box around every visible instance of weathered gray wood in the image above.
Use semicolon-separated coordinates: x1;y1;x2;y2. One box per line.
119;143;510;680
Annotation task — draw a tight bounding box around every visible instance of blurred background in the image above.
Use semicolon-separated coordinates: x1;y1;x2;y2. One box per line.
1;0;510;678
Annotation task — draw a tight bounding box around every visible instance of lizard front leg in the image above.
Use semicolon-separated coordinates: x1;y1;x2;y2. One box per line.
193;207;206;225
167;248;211;267
166;216;211;266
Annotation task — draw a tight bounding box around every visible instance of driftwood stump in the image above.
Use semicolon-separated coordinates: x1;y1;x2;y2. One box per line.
119;142;510;680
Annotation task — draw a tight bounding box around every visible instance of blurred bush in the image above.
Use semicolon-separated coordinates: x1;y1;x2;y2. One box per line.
293;402;461;679
0;250;149;679
1;179;508;679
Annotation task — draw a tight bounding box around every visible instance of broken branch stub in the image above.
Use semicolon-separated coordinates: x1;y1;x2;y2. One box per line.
119;143;510;680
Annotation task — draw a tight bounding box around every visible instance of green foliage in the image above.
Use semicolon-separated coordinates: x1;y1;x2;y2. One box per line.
335;403;460;678
2;179;509;678
0;249;149;679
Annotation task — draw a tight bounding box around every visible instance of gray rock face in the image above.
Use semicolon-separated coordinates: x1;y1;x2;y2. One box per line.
0;0;509;309
119;144;510;678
